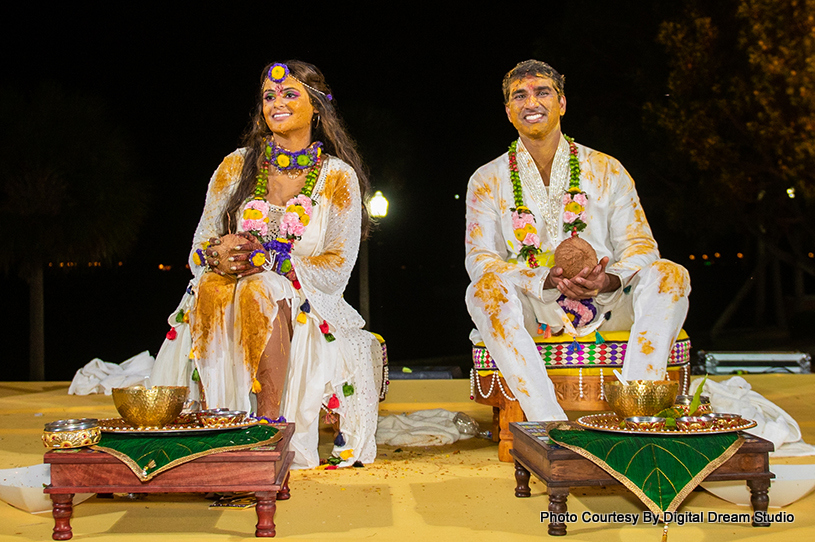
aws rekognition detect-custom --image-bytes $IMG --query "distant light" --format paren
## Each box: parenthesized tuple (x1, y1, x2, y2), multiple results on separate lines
(118, 261, 123, 266)
(702, 254, 709, 260)
(454, 194, 460, 200)
(369, 190, 389, 217)
(185, 264, 191, 269)
(737, 253, 744, 259)
(158, 264, 172, 271)
(787, 187, 796, 198)
(689, 255, 696, 260)
(810, 253, 815, 259)
(714, 252, 720, 258)
(48, 262, 53, 267)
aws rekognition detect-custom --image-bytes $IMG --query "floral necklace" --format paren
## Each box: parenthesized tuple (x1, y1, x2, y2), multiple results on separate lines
(508, 135, 587, 268)
(270, 140, 323, 179)
(240, 139, 322, 273)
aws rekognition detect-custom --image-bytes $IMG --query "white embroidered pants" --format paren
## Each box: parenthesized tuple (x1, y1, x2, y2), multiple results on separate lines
(465, 259, 690, 421)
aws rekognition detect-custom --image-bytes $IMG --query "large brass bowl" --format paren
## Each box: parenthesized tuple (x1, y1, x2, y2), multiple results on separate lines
(603, 380, 679, 418)
(112, 386, 189, 428)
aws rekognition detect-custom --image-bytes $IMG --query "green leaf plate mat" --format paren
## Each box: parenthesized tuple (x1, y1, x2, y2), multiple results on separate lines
(91, 424, 282, 481)
(547, 423, 743, 515)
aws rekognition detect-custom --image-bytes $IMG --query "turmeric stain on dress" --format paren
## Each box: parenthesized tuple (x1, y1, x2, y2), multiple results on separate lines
(305, 249, 345, 269)
(212, 153, 245, 195)
(237, 278, 272, 373)
(191, 273, 237, 357)
(472, 181, 494, 202)
(515, 377, 531, 397)
(637, 332, 655, 355)
(655, 260, 690, 303)
(467, 222, 483, 240)
(323, 170, 352, 211)
(473, 273, 509, 341)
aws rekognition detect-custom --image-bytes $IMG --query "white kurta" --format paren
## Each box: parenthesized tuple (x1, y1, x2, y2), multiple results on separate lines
(151, 149, 382, 469)
(465, 136, 690, 421)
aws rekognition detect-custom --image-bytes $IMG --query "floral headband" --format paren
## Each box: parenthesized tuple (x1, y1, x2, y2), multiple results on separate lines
(268, 63, 333, 101)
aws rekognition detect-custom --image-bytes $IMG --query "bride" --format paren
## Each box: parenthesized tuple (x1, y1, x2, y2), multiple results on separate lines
(150, 60, 382, 469)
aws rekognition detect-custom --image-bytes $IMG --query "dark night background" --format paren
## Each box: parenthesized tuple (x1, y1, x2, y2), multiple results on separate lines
(3, 3, 808, 381)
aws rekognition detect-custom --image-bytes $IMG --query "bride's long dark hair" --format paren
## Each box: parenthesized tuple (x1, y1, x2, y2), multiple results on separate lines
(220, 60, 370, 239)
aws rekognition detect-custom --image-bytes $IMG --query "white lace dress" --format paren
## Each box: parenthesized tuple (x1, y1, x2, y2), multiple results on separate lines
(150, 148, 382, 469)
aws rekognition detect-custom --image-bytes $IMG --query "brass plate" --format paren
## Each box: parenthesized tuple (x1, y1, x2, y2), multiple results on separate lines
(98, 417, 259, 435)
(575, 413, 757, 436)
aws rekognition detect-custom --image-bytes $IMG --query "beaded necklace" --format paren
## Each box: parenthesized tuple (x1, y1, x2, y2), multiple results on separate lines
(508, 135, 587, 268)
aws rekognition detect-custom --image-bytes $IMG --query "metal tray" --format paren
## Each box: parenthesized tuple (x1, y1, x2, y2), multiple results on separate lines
(575, 413, 757, 436)
(98, 417, 259, 435)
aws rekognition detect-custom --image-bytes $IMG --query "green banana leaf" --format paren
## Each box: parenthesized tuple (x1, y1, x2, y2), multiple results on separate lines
(92, 424, 282, 481)
(548, 424, 742, 515)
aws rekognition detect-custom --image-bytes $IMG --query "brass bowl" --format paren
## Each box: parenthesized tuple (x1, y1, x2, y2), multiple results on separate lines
(603, 380, 679, 418)
(112, 386, 189, 428)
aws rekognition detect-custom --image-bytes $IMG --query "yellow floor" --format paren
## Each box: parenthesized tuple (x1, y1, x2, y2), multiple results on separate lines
(1, 375, 815, 541)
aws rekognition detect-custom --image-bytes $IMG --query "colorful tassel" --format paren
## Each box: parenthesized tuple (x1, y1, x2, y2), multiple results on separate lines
(339, 449, 354, 460)
(296, 312, 308, 324)
(342, 383, 355, 397)
(595, 331, 605, 344)
(166, 327, 178, 340)
(327, 394, 340, 409)
(334, 432, 346, 446)
(252, 378, 262, 393)
(566, 338, 583, 354)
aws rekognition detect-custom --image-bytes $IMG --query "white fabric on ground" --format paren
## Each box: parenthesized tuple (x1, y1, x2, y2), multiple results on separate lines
(690, 376, 815, 457)
(67, 351, 154, 395)
(376, 409, 475, 447)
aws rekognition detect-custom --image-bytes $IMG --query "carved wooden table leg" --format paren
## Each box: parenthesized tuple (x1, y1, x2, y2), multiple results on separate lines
(276, 473, 291, 500)
(255, 491, 277, 537)
(51, 493, 73, 540)
(547, 486, 570, 536)
(514, 461, 531, 498)
(748, 478, 771, 527)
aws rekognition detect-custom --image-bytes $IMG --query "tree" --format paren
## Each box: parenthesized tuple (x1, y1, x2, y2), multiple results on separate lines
(0, 85, 147, 379)
(646, 0, 815, 336)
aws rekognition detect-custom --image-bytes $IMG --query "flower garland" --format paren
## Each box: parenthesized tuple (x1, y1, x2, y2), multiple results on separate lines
(240, 139, 336, 345)
(507, 135, 587, 268)
(562, 136, 588, 236)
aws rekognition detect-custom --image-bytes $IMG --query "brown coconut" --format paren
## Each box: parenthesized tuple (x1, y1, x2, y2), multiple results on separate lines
(554, 236, 597, 279)
(211, 233, 251, 275)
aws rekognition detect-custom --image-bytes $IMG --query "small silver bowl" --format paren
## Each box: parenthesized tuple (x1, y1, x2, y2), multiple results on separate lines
(625, 416, 666, 431)
(674, 395, 712, 415)
(676, 416, 715, 431)
(702, 412, 743, 429)
(198, 410, 246, 427)
(43, 418, 100, 448)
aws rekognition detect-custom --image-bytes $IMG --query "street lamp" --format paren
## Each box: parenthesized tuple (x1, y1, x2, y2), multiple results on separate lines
(360, 191, 389, 328)
(369, 190, 389, 217)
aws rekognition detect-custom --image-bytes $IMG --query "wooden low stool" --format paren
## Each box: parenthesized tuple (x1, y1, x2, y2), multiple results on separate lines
(469, 330, 691, 461)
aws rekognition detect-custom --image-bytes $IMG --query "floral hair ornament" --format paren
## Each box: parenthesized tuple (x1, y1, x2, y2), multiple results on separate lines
(268, 63, 290, 83)
(266, 62, 333, 101)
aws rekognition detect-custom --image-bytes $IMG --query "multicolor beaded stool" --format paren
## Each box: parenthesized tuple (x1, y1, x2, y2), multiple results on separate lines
(469, 330, 691, 462)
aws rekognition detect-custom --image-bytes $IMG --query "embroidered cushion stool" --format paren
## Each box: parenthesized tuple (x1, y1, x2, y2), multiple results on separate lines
(469, 330, 691, 462)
